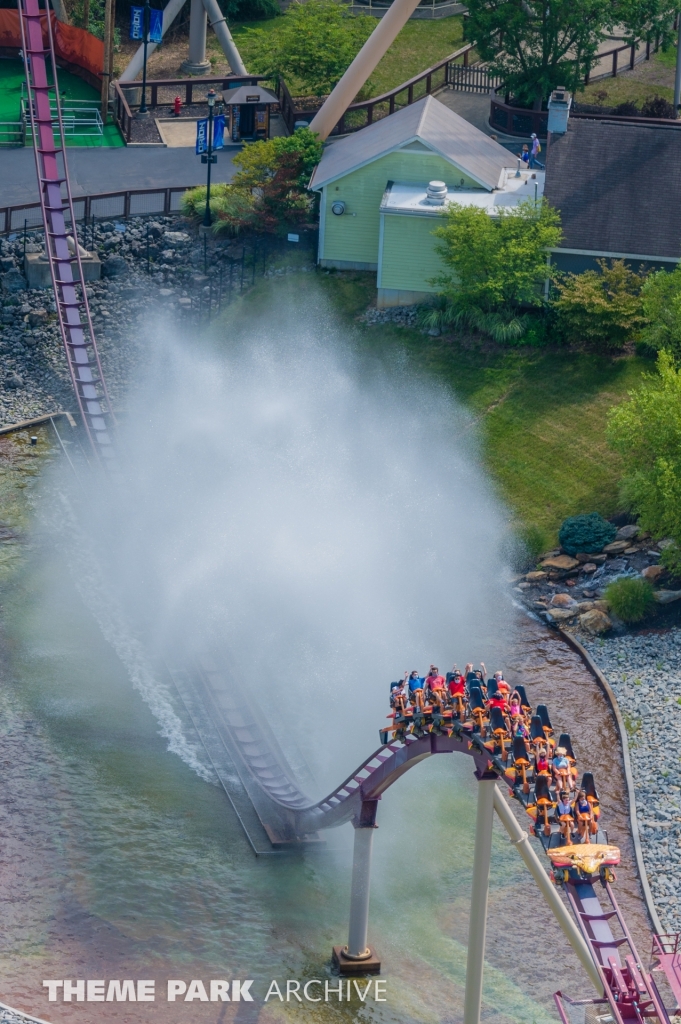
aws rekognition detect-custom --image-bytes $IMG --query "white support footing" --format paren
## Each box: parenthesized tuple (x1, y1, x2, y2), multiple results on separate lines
(348, 825, 374, 957)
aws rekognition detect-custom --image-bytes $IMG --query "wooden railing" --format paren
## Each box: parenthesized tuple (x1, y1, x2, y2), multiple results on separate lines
(275, 42, 476, 136)
(113, 74, 268, 144)
(0, 185, 193, 235)
(490, 36, 661, 136)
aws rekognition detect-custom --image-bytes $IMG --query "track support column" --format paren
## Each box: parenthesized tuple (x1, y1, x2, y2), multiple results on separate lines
(333, 799, 381, 975)
(463, 772, 496, 1024)
(181, 0, 211, 75)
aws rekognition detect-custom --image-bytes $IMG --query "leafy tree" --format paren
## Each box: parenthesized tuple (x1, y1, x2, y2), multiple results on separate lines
(181, 128, 322, 234)
(640, 264, 681, 361)
(243, 0, 374, 96)
(465, 0, 677, 107)
(433, 197, 561, 313)
(607, 350, 681, 548)
(553, 260, 646, 350)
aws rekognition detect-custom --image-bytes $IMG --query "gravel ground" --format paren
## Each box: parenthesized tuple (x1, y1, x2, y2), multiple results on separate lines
(360, 305, 419, 327)
(0, 1008, 43, 1024)
(582, 630, 681, 933)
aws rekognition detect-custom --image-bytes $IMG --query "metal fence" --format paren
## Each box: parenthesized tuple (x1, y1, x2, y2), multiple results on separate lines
(0, 186, 190, 235)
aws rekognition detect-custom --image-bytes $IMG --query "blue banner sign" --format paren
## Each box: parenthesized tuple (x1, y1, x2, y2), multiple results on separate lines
(213, 114, 225, 151)
(130, 6, 144, 39)
(130, 6, 163, 41)
(196, 118, 208, 154)
(149, 8, 163, 42)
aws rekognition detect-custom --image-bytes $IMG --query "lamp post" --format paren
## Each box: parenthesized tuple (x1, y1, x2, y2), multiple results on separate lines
(202, 88, 217, 227)
(137, 0, 151, 118)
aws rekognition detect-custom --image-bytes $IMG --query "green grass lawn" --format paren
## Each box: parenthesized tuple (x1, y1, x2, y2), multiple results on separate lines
(0, 57, 123, 147)
(226, 265, 648, 542)
(229, 14, 464, 98)
(577, 49, 675, 107)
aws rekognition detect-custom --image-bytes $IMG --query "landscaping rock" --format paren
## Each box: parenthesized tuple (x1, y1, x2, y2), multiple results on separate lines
(616, 524, 640, 541)
(579, 609, 612, 633)
(654, 590, 681, 605)
(658, 539, 675, 550)
(102, 255, 128, 278)
(602, 540, 630, 555)
(582, 563, 598, 573)
(525, 570, 547, 583)
(2, 268, 26, 294)
(27, 308, 47, 326)
(548, 607, 578, 621)
(541, 554, 580, 571)
(551, 593, 575, 607)
(642, 565, 665, 582)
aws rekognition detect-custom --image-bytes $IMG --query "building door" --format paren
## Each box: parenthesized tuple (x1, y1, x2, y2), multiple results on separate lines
(239, 104, 255, 138)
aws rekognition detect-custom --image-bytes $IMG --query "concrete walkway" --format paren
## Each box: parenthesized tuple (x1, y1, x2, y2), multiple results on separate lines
(2, 146, 239, 208)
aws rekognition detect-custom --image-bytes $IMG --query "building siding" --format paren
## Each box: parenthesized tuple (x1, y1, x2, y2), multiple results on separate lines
(379, 213, 444, 293)
(320, 151, 480, 266)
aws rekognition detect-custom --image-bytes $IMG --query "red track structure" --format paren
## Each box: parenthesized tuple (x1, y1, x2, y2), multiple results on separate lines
(17, 0, 115, 460)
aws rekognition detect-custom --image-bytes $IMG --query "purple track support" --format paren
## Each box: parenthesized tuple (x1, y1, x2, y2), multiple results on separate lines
(18, 0, 115, 461)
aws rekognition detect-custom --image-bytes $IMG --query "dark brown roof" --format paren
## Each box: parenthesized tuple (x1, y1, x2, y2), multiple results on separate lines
(544, 118, 681, 258)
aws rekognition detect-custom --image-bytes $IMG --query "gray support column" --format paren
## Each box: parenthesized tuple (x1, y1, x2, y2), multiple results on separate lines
(492, 785, 602, 993)
(181, 0, 211, 75)
(463, 776, 495, 1024)
(200, 0, 247, 75)
(347, 825, 375, 957)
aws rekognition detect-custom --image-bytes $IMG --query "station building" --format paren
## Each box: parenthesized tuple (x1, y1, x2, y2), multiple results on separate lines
(309, 95, 542, 307)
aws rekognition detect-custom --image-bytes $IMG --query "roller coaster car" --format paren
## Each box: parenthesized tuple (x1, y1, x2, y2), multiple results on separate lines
(534, 774, 555, 836)
(530, 715, 546, 750)
(536, 704, 555, 748)
(489, 706, 509, 758)
(487, 678, 499, 698)
(468, 687, 488, 731)
(581, 771, 601, 824)
(514, 684, 531, 713)
(511, 734, 532, 793)
(547, 843, 620, 879)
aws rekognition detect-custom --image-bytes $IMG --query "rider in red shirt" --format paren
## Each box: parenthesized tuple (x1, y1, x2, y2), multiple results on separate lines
(425, 667, 446, 708)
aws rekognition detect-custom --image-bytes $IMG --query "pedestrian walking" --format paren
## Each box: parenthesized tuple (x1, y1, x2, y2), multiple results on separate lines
(529, 133, 545, 170)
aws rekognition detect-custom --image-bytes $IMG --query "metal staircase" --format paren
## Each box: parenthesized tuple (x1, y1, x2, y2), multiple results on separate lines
(17, 0, 115, 460)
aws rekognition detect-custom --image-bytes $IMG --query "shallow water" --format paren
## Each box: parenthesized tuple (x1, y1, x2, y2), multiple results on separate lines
(0, 548, 650, 1024)
(0, 295, 652, 1024)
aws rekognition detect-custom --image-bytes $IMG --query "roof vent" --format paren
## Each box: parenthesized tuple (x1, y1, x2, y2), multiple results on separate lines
(426, 180, 447, 205)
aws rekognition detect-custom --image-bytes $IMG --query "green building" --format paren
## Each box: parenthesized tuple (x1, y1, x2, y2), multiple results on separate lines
(309, 96, 543, 307)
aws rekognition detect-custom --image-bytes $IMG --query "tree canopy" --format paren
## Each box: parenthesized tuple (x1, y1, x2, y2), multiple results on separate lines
(244, 0, 374, 96)
(465, 0, 677, 106)
(433, 198, 562, 312)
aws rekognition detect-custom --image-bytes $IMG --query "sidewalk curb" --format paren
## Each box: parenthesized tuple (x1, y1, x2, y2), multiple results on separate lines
(558, 627, 664, 937)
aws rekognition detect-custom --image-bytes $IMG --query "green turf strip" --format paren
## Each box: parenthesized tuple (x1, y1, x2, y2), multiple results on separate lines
(0, 56, 123, 147)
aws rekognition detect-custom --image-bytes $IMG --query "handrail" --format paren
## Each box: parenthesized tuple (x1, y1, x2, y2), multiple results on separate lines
(0, 184, 194, 234)
(112, 73, 268, 143)
(276, 42, 476, 135)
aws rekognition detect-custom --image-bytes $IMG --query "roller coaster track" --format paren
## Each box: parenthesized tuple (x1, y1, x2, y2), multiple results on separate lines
(18, 0, 115, 462)
(174, 654, 680, 1024)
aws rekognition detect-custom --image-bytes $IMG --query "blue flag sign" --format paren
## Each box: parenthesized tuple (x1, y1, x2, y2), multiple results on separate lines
(196, 118, 208, 154)
(130, 6, 163, 41)
(213, 114, 225, 151)
(196, 115, 226, 154)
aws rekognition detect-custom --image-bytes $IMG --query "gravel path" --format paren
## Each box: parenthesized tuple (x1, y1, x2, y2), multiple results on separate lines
(581, 631, 681, 934)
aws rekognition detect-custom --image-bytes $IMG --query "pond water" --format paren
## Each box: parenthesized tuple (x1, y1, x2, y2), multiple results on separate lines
(0, 295, 652, 1024)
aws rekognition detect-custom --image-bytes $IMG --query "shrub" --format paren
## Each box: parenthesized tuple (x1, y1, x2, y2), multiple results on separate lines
(607, 350, 681, 547)
(433, 198, 562, 316)
(660, 543, 681, 578)
(243, 0, 374, 96)
(641, 96, 676, 119)
(181, 128, 322, 235)
(180, 184, 257, 235)
(640, 264, 681, 361)
(613, 101, 639, 116)
(553, 259, 647, 349)
(558, 512, 616, 555)
(604, 577, 655, 622)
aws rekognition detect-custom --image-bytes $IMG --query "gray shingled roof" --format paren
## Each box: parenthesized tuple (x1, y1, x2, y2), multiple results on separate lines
(545, 118, 681, 258)
(309, 95, 511, 191)
(223, 85, 279, 105)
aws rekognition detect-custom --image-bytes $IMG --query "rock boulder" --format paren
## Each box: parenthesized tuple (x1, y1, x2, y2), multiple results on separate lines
(579, 609, 612, 633)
